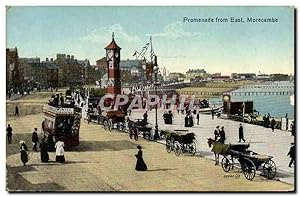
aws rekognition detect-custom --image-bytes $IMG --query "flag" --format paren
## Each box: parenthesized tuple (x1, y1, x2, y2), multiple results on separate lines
(145, 42, 150, 46)
(133, 51, 137, 56)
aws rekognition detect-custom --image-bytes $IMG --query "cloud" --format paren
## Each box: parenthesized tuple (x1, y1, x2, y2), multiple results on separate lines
(81, 24, 142, 44)
(147, 21, 203, 39)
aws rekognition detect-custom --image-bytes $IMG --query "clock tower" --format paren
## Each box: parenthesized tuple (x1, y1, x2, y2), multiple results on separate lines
(105, 32, 121, 95)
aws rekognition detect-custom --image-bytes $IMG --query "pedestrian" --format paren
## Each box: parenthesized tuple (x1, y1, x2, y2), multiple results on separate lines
(211, 108, 214, 120)
(60, 94, 64, 107)
(15, 105, 19, 116)
(238, 123, 246, 142)
(263, 114, 267, 127)
(135, 145, 147, 171)
(32, 128, 39, 151)
(6, 124, 13, 144)
(39, 139, 49, 163)
(168, 110, 173, 124)
(214, 126, 220, 141)
(196, 112, 200, 125)
(218, 126, 226, 144)
(143, 111, 148, 123)
(291, 122, 295, 136)
(287, 143, 295, 167)
(163, 111, 168, 124)
(55, 138, 65, 163)
(188, 114, 194, 127)
(184, 115, 189, 127)
(270, 118, 276, 132)
(19, 140, 29, 166)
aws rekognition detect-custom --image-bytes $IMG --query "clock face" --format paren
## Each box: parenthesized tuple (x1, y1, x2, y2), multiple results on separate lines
(223, 95, 230, 102)
(107, 50, 114, 60)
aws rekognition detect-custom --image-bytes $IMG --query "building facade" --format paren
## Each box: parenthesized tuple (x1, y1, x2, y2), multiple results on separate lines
(6, 48, 21, 87)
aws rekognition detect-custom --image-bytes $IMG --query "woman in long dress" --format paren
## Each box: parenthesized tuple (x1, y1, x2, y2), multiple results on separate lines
(135, 145, 147, 171)
(55, 139, 65, 163)
(39, 139, 49, 162)
(19, 140, 28, 166)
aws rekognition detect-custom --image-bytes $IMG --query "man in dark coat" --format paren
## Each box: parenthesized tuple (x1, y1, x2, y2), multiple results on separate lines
(143, 111, 148, 123)
(15, 105, 19, 116)
(263, 115, 267, 127)
(6, 124, 13, 144)
(188, 115, 194, 127)
(291, 122, 295, 136)
(211, 108, 214, 120)
(270, 118, 276, 132)
(163, 111, 168, 124)
(185, 115, 189, 127)
(214, 126, 220, 141)
(135, 145, 147, 171)
(218, 126, 226, 144)
(196, 112, 200, 125)
(32, 128, 39, 152)
(287, 143, 295, 167)
(238, 123, 246, 142)
(168, 111, 173, 124)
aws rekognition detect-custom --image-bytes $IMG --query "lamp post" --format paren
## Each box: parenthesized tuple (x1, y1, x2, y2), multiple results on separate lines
(153, 56, 160, 140)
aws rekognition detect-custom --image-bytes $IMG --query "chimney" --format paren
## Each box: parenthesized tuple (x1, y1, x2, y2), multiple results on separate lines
(71, 55, 74, 59)
(46, 58, 49, 62)
(67, 55, 70, 59)
(50, 58, 53, 62)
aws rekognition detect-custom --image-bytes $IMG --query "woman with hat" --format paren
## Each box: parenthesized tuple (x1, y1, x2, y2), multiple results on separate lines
(55, 137, 65, 163)
(135, 145, 147, 171)
(19, 140, 29, 166)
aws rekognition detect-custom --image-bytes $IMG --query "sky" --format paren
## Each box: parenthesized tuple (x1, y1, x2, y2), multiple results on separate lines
(6, 6, 294, 75)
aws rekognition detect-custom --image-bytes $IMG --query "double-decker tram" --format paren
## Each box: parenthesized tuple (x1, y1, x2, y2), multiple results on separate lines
(42, 100, 82, 149)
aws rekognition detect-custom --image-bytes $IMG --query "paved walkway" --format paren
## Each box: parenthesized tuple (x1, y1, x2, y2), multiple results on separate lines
(6, 114, 293, 192)
(128, 109, 295, 185)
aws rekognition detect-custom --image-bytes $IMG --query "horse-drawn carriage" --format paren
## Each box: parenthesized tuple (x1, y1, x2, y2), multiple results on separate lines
(101, 110, 126, 131)
(207, 138, 276, 181)
(165, 130, 196, 156)
(127, 118, 153, 140)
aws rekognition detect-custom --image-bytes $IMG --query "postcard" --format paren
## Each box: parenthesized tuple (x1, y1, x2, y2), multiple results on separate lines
(6, 6, 295, 192)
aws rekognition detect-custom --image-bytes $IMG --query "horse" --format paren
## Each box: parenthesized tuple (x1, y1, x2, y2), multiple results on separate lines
(207, 138, 250, 166)
(207, 138, 230, 165)
(207, 138, 220, 165)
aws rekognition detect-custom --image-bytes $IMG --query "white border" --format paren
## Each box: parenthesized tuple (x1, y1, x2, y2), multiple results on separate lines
(1, 0, 298, 196)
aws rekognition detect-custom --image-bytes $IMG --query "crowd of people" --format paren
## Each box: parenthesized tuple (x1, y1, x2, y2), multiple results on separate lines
(6, 124, 66, 166)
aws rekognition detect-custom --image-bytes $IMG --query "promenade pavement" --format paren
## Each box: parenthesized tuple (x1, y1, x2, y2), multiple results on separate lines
(6, 114, 293, 192)
(129, 109, 295, 185)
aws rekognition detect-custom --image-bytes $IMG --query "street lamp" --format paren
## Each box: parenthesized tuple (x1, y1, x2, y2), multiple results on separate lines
(153, 56, 160, 140)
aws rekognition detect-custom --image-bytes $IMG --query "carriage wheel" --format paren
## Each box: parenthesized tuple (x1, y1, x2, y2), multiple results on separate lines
(189, 142, 196, 155)
(263, 159, 276, 179)
(103, 120, 109, 131)
(221, 156, 232, 172)
(174, 142, 182, 156)
(166, 140, 172, 153)
(241, 158, 256, 180)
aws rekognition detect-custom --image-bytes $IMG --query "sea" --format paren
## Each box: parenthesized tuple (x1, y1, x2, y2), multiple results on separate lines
(209, 81, 295, 119)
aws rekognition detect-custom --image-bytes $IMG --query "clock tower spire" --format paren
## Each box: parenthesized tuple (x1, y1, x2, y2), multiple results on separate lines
(105, 32, 121, 95)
